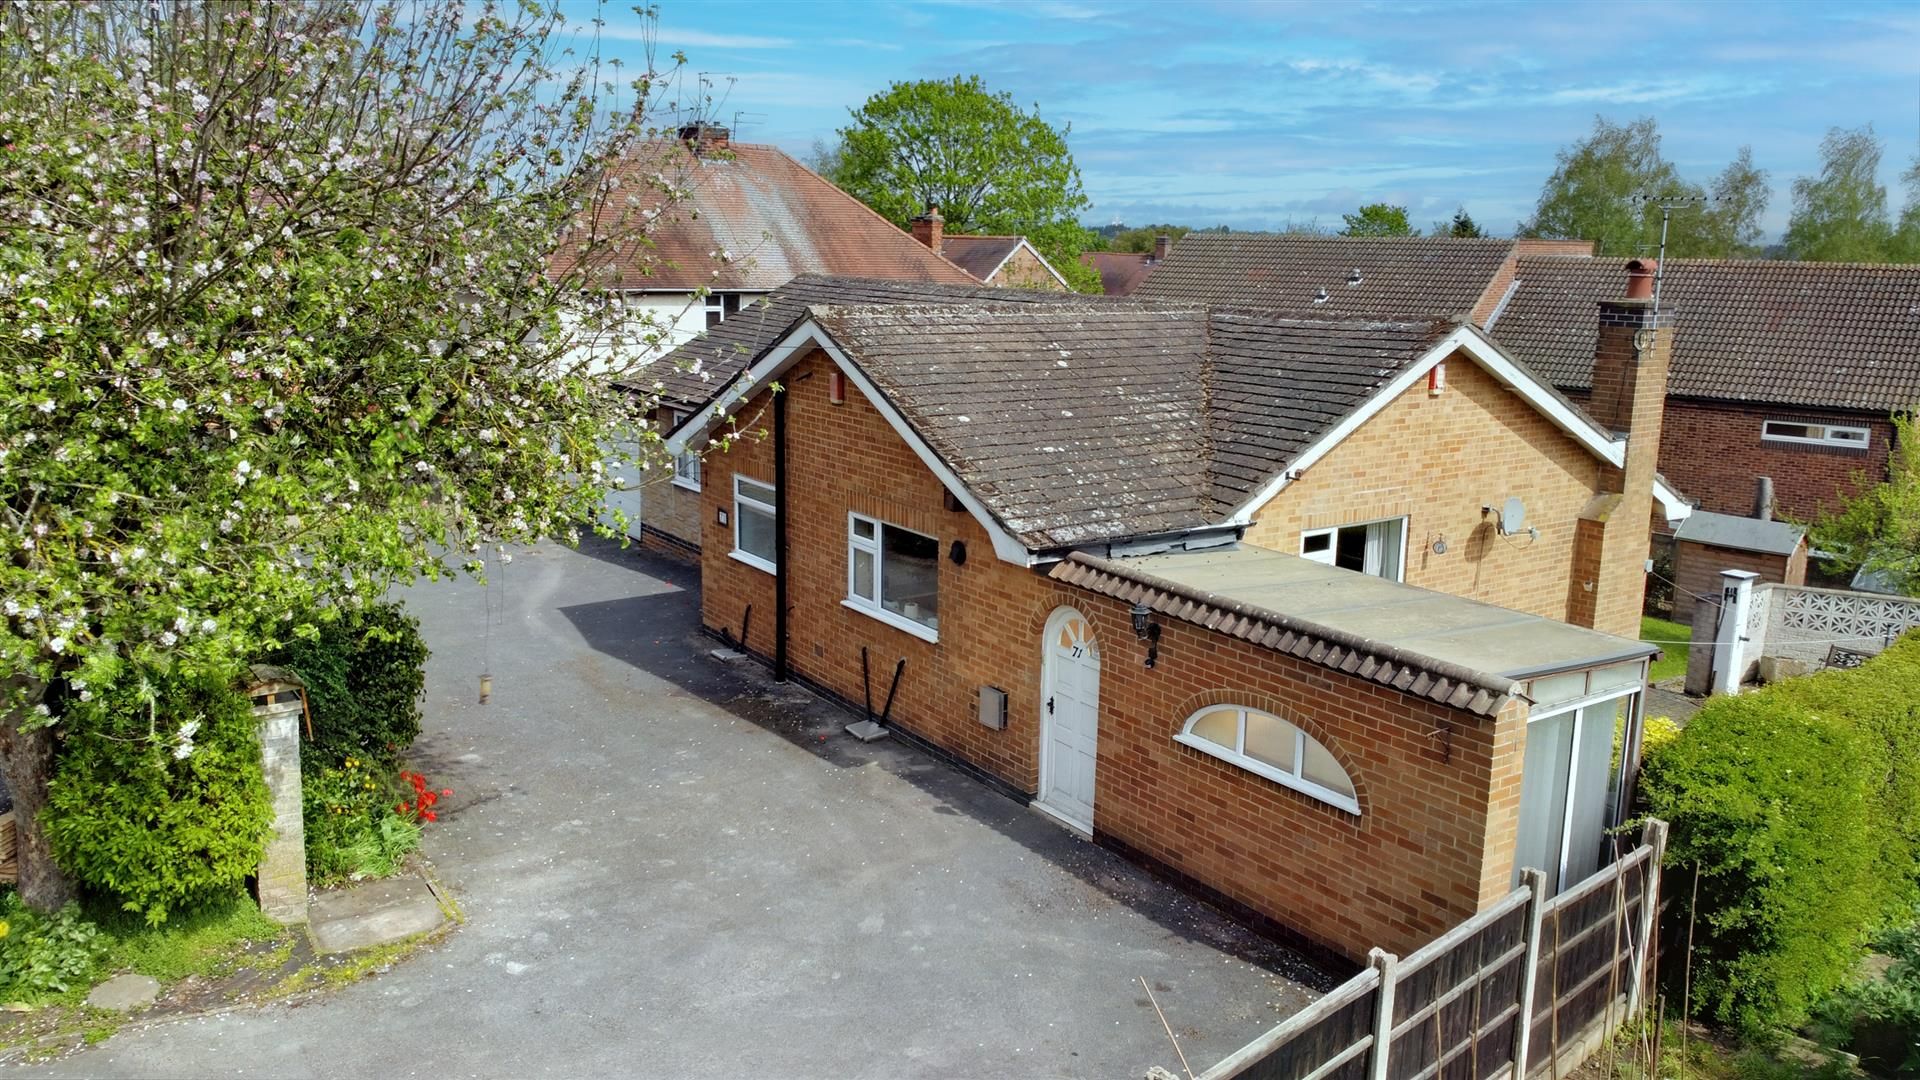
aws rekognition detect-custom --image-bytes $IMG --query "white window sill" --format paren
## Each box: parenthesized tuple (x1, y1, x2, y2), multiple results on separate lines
(670, 477, 702, 493)
(1760, 435, 1867, 450)
(841, 598, 939, 643)
(1173, 733, 1361, 815)
(729, 549, 777, 576)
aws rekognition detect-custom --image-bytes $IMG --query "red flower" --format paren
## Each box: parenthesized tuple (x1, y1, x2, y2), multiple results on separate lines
(440, 788, 453, 797)
(421, 810, 438, 823)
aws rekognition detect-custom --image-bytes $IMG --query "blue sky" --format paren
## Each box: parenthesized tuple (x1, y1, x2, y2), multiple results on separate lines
(585, 0, 1920, 240)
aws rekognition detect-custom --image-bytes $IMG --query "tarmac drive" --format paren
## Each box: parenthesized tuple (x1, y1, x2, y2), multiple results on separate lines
(28, 538, 1328, 1079)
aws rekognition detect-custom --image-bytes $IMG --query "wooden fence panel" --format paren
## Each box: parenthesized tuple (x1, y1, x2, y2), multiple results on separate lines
(1184, 824, 1664, 1080)
(1199, 970, 1380, 1080)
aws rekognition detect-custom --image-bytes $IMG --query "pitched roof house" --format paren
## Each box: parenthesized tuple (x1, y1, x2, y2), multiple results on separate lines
(1491, 256, 1920, 525)
(901, 206, 1071, 291)
(659, 265, 1679, 959)
(1081, 234, 1176, 296)
(1134, 233, 1592, 322)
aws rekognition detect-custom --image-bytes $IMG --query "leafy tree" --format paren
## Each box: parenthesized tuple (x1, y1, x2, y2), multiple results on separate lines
(1522, 116, 1767, 258)
(0, 1, 689, 909)
(1890, 156, 1920, 264)
(1433, 207, 1485, 238)
(1784, 126, 1895, 262)
(824, 76, 1100, 291)
(1811, 414, 1920, 593)
(1340, 203, 1415, 237)
(1108, 225, 1194, 254)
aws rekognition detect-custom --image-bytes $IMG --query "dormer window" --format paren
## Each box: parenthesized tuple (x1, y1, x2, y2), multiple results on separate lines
(704, 291, 743, 329)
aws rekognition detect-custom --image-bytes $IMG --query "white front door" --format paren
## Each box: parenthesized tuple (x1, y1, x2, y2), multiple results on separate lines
(1038, 608, 1101, 834)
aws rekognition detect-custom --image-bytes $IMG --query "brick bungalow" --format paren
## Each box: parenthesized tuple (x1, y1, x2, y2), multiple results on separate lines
(664, 265, 1683, 960)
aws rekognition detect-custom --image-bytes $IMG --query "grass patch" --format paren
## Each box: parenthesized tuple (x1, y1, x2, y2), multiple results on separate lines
(1642, 615, 1691, 683)
(1596, 1016, 1855, 1080)
(91, 892, 284, 982)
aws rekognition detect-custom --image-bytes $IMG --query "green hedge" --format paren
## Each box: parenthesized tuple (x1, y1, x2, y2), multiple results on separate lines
(269, 601, 428, 770)
(1642, 631, 1920, 1035)
(45, 670, 273, 926)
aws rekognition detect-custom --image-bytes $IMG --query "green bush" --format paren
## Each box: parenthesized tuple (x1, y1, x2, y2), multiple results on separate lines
(270, 601, 429, 769)
(1642, 632, 1920, 1035)
(0, 892, 106, 1000)
(44, 670, 274, 926)
(302, 759, 421, 885)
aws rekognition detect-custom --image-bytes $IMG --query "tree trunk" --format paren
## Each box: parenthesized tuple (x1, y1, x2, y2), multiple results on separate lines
(0, 680, 75, 913)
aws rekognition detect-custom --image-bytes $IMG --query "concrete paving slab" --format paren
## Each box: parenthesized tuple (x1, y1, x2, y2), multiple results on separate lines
(83, 975, 159, 1013)
(308, 874, 445, 954)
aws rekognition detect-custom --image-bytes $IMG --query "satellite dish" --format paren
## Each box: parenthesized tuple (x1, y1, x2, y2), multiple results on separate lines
(1500, 497, 1527, 536)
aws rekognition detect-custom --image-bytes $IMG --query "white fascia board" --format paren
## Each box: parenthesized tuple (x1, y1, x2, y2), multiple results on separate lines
(665, 320, 1038, 567)
(1653, 479, 1693, 525)
(1225, 325, 1634, 525)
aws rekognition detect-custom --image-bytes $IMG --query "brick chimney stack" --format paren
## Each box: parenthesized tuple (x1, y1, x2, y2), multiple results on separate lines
(1152, 234, 1172, 262)
(910, 204, 944, 251)
(1568, 258, 1674, 637)
(678, 123, 730, 155)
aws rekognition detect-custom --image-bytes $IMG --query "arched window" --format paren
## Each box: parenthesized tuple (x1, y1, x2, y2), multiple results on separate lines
(1176, 706, 1360, 814)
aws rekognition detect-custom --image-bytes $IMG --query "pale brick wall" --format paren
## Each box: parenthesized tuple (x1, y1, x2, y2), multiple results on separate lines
(699, 347, 1524, 960)
(1243, 350, 1610, 624)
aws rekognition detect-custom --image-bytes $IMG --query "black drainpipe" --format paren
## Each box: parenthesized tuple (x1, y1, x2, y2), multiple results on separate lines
(773, 385, 789, 682)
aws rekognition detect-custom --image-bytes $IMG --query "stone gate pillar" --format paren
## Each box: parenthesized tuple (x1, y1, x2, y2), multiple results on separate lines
(244, 664, 308, 925)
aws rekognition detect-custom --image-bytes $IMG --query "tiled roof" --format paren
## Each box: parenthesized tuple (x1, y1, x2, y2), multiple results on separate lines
(711, 301, 1446, 549)
(1206, 313, 1452, 511)
(639, 275, 1130, 407)
(552, 142, 978, 292)
(939, 235, 1026, 282)
(810, 303, 1215, 547)
(1080, 251, 1156, 296)
(1493, 257, 1920, 411)
(1136, 233, 1517, 317)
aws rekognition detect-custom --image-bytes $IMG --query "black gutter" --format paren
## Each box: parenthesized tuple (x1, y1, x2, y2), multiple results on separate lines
(773, 384, 789, 682)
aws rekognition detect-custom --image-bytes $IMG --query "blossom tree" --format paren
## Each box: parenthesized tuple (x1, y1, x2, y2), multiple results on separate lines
(0, 0, 700, 909)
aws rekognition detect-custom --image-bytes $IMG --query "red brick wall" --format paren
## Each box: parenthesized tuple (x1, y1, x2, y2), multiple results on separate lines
(992, 245, 1069, 291)
(1244, 351, 1611, 624)
(699, 348, 1526, 960)
(1670, 539, 1807, 623)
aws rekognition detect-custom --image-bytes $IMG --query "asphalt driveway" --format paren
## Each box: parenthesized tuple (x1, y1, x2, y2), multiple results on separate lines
(31, 538, 1328, 1079)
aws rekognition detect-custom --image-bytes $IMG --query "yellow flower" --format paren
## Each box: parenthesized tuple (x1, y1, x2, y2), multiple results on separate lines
(0, 920, 10, 939)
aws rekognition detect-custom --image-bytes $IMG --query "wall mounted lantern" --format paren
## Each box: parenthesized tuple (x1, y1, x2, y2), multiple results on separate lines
(1130, 602, 1161, 669)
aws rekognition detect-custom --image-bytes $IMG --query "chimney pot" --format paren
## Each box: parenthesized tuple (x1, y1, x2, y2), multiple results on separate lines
(678, 123, 731, 154)
(1152, 234, 1171, 262)
(910, 204, 944, 252)
(1624, 258, 1656, 300)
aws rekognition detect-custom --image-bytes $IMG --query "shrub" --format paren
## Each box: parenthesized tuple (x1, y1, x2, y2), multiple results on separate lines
(0, 892, 106, 1000)
(270, 601, 429, 769)
(302, 758, 422, 884)
(45, 670, 273, 926)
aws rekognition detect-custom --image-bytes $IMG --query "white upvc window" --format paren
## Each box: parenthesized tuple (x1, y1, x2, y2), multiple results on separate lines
(844, 512, 940, 641)
(730, 477, 777, 574)
(665, 410, 702, 491)
(704, 290, 742, 329)
(1175, 705, 1360, 815)
(1301, 516, 1408, 581)
(1761, 419, 1870, 449)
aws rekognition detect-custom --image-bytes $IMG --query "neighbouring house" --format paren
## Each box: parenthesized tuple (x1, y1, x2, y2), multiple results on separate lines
(1134, 233, 1594, 323)
(578, 125, 982, 531)
(1081, 234, 1175, 296)
(1489, 256, 1920, 530)
(903, 207, 1071, 291)
(662, 264, 1682, 960)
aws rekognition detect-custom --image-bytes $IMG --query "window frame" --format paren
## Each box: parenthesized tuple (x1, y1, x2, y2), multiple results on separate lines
(1760, 419, 1870, 449)
(843, 511, 940, 643)
(1300, 516, 1409, 582)
(730, 475, 777, 575)
(665, 411, 702, 492)
(1174, 705, 1360, 815)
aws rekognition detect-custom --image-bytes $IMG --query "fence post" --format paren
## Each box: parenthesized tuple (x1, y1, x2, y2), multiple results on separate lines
(1514, 869, 1547, 1080)
(1628, 819, 1669, 1013)
(1368, 948, 1398, 1080)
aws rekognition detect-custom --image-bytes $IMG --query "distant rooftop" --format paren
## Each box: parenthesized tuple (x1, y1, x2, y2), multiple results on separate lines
(1052, 546, 1655, 717)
